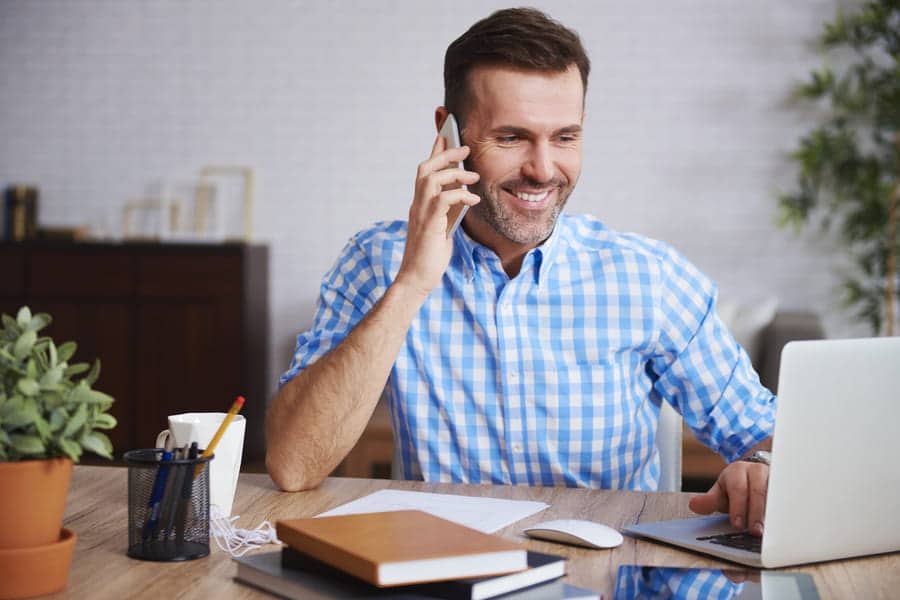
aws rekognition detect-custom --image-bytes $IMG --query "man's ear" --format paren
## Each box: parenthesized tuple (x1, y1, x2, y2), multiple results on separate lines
(435, 107, 450, 133)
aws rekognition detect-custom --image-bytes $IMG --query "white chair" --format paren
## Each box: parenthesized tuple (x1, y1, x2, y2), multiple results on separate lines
(392, 401, 683, 492)
(656, 401, 683, 492)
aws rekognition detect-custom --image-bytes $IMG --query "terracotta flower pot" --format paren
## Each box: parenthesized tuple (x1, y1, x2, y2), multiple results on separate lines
(0, 458, 73, 549)
(0, 528, 77, 599)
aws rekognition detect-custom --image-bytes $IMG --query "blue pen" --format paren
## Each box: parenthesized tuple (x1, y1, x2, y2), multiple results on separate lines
(142, 439, 174, 541)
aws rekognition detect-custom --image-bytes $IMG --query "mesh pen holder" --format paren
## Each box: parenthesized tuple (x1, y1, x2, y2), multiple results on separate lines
(124, 448, 213, 561)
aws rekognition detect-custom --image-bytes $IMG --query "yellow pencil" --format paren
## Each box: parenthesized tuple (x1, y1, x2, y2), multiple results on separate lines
(195, 396, 245, 478)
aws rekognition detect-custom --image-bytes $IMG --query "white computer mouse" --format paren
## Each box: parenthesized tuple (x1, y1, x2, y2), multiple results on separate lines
(523, 518, 624, 549)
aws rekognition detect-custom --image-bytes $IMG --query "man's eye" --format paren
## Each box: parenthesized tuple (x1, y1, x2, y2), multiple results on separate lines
(497, 136, 519, 144)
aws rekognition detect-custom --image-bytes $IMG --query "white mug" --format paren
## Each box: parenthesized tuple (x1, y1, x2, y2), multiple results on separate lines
(156, 412, 245, 516)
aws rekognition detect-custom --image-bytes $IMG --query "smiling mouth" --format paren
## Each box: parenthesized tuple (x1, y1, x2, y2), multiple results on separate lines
(515, 190, 551, 203)
(504, 187, 556, 205)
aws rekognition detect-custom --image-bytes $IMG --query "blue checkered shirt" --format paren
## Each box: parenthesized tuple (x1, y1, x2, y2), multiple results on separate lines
(615, 566, 748, 599)
(281, 214, 776, 490)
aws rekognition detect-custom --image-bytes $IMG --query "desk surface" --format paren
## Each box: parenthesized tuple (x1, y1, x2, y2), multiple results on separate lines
(55, 466, 898, 599)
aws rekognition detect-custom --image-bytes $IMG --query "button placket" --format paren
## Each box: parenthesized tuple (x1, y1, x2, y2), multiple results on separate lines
(496, 284, 527, 481)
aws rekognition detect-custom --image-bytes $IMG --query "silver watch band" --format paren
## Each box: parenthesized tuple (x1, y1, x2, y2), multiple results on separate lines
(742, 450, 772, 466)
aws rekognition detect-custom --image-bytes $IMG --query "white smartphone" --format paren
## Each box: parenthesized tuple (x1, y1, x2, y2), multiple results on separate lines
(438, 113, 469, 236)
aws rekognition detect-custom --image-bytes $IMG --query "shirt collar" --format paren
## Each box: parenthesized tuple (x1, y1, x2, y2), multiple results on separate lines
(452, 217, 564, 287)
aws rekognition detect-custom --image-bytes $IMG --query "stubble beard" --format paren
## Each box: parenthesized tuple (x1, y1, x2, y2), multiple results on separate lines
(468, 178, 573, 245)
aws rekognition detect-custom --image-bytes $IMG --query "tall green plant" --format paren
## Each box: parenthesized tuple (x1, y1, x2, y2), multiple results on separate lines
(778, 0, 899, 335)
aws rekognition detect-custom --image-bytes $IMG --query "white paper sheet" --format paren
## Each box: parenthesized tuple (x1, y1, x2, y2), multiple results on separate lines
(316, 489, 549, 533)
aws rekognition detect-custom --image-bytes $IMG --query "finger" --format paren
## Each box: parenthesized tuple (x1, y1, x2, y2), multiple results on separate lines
(428, 167, 481, 190)
(725, 466, 750, 531)
(430, 134, 445, 157)
(417, 145, 472, 180)
(413, 170, 480, 222)
(746, 464, 768, 537)
(421, 189, 481, 222)
(688, 479, 728, 515)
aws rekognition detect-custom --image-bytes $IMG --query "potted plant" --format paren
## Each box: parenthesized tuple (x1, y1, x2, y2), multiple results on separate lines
(0, 306, 117, 599)
(778, 0, 899, 336)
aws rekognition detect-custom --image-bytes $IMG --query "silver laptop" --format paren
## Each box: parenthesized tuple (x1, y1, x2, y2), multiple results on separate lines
(624, 337, 900, 568)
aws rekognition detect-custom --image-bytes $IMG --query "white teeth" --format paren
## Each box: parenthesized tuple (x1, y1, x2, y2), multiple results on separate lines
(515, 191, 549, 203)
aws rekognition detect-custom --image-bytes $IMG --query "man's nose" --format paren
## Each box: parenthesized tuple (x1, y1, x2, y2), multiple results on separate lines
(522, 141, 554, 183)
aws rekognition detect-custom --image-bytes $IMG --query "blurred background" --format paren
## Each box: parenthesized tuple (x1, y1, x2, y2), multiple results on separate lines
(0, 1, 874, 469)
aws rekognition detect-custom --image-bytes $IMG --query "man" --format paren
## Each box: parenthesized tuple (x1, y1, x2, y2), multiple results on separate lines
(267, 8, 773, 537)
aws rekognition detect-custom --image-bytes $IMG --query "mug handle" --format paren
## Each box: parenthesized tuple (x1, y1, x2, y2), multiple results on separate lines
(155, 429, 172, 449)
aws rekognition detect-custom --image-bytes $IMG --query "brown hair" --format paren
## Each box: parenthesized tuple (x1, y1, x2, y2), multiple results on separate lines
(443, 7, 590, 124)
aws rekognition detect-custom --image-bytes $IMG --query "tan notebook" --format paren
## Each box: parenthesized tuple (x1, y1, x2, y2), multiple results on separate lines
(275, 510, 528, 587)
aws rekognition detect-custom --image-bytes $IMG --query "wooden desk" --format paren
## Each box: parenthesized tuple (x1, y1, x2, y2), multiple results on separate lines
(55, 466, 898, 599)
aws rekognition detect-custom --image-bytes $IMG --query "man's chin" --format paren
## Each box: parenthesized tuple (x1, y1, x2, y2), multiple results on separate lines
(493, 214, 558, 246)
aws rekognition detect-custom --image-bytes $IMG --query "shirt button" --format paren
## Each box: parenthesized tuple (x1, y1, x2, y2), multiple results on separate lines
(511, 443, 523, 453)
(508, 371, 519, 382)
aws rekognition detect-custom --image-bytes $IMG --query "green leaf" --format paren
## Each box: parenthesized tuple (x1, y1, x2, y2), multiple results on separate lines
(0, 396, 18, 419)
(39, 384, 66, 396)
(49, 407, 68, 432)
(80, 431, 113, 459)
(57, 341, 77, 364)
(84, 359, 101, 386)
(33, 415, 51, 440)
(27, 312, 51, 332)
(17, 378, 40, 397)
(16, 306, 32, 329)
(3, 403, 37, 428)
(10, 434, 45, 455)
(0, 346, 18, 363)
(2, 313, 19, 335)
(39, 366, 64, 387)
(85, 389, 114, 407)
(57, 437, 82, 462)
(48, 340, 58, 368)
(13, 329, 36, 360)
(63, 403, 88, 438)
(33, 343, 49, 370)
(91, 413, 117, 430)
(64, 362, 90, 377)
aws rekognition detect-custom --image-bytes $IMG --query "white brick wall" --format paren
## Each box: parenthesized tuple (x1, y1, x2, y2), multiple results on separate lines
(0, 0, 867, 402)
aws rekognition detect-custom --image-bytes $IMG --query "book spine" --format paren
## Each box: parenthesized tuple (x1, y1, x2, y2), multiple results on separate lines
(3, 186, 38, 241)
(276, 525, 380, 586)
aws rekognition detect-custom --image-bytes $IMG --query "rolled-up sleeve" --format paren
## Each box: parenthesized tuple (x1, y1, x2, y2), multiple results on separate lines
(649, 246, 776, 463)
(279, 238, 379, 387)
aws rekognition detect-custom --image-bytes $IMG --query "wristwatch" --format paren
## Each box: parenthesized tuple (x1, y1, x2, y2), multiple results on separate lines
(742, 450, 772, 466)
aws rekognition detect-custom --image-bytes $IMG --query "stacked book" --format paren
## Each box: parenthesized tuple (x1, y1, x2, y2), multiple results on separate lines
(233, 509, 598, 599)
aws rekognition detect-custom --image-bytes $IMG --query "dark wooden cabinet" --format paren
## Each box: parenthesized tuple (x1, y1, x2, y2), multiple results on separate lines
(0, 242, 269, 462)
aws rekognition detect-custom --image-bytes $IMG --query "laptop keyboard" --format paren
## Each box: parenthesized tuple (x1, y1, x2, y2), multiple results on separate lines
(696, 532, 762, 553)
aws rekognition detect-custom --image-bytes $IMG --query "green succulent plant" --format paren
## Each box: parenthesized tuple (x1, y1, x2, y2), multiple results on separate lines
(0, 306, 117, 461)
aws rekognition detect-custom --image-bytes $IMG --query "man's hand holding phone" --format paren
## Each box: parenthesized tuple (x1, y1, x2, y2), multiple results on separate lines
(396, 116, 480, 299)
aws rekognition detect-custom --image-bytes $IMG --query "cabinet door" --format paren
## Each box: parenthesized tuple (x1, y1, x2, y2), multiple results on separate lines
(21, 249, 135, 457)
(134, 253, 243, 449)
(28, 300, 134, 455)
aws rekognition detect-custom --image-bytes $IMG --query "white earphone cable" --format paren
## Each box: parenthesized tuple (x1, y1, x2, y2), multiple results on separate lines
(209, 505, 280, 557)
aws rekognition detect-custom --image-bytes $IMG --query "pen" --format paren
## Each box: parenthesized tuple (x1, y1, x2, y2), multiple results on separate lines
(161, 444, 191, 538)
(194, 395, 245, 478)
(142, 436, 174, 541)
(174, 442, 199, 545)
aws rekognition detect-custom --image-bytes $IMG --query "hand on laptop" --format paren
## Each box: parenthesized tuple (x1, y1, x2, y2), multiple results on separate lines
(688, 460, 768, 537)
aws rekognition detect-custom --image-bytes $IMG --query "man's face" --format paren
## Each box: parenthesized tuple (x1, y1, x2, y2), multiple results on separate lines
(460, 64, 584, 250)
